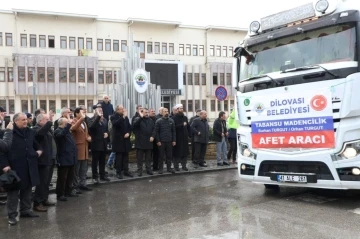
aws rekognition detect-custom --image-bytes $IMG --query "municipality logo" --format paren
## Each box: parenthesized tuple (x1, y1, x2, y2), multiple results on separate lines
(135, 74, 146, 87)
(254, 103, 265, 113)
(244, 98, 250, 106)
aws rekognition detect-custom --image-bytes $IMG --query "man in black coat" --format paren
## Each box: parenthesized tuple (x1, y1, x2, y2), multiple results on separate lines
(133, 108, 155, 176)
(33, 114, 56, 212)
(1, 113, 43, 226)
(213, 111, 229, 166)
(172, 104, 190, 171)
(190, 110, 210, 168)
(54, 117, 77, 201)
(100, 95, 114, 121)
(111, 105, 133, 179)
(88, 106, 110, 183)
(189, 109, 201, 163)
(155, 108, 176, 174)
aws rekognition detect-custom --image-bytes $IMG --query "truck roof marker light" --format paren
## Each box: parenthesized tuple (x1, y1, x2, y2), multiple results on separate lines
(250, 21, 260, 33)
(315, 0, 329, 13)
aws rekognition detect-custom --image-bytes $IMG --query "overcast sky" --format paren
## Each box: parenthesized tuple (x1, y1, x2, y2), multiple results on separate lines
(1, 0, 312, 28)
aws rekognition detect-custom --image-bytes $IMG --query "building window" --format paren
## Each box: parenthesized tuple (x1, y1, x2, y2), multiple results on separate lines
(38, 67, 45, 82)
(230, 100, 235, 109)
(213, 73, 218, 84)
(199, 45, 204, 56)
(78, 100, 85, 108)
(60, 36, 67, 49)
(186, 44, 191, 56)
(0, 100, 6, 112)
(21, 34, 27, 47)
(69, 37, 76, 49)
(211, 100, 216, 112)
(210, 45, 214, 56)
(223, 46, 227, 57)
(226, 73, 232, 85)
(106, 71, 112, 84)
(60, 68, 67, 82)
(224, 100, 229, 111)
(97, 39, 103, 51)
(87, 68, 94, 83)
(169, 43, 174, 55)
(194, 73, 199, 85)
(188, 100, 193, 112)
(187, 73, 193, 85)
(0, 33, 2, 46)
(39, 35, 46, 48)
(70, 100, 76, 110)
(105, 39, 111, 51)
(61, 100, 68, 108)
(86, 38, 92, 50)
(121, 40, 127, 52)
(201, 73, 206, 85)
(40, 100, 47, 112)
(195, 100, 200, 112)
(78, 37, 84, 50)
(8, 67, 13, 82)
(48, 36, 55, 48)
(0, 68, 4, 82)
(193, 45, 198, 56)
(161, 43, 167, 54)
(30, 34, 36, 47)
(220, 73, 225, 85)
(154, 42, 160, 54)
(6, 33, 12, 46)
(134, 41, 145, 54)
(28, 67, 35, 82)
(18, 67, 25, 81)
(21, 100, 28, 113)
(183, 73, 186, 85)
(49, 100, 56, 112)
(98, 70, 104, 84)
(147, 42, 153, 53)
(8, 99, 14, 114)
(113, 40, 119, 51)
(48, 67, 55, 82)
(228, 46, 233, 57)
(216, 46, 221, 57)
(202, 100, 207, 111)
(78, 68, 85, 82)
(179, 44, 184, 55)
(87, 100, 93, 113)
(180, 100, 187, 112)
(69, 68, 76, 82)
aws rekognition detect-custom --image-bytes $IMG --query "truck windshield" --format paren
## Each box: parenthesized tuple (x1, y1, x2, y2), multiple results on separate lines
(240, 23, 356, 81)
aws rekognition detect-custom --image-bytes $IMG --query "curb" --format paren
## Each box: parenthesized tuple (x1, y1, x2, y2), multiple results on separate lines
(48, 166, 237, 193)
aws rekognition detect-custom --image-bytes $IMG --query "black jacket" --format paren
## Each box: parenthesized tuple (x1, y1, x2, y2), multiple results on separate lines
(155, 117, 176, 143)
(189, 115, 199, 136)
(88, 116, 108, 152)
(133, 116, 155, 150)
(0, 129, 12, 153)
(33, 121, 55, 166)
(172, 114, 190, 158)
(0, 125, 42, 190)
(111, 113, 132, 153)
(54, 124, 77, 166)
(191, 118, 210, 144)
(213, 118, 228, 142)
(101, 102, 114, 121)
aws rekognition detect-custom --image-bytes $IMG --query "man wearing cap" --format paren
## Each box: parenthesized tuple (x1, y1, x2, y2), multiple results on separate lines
(172, 104, 190, 171)
(189, 109, 201, 163)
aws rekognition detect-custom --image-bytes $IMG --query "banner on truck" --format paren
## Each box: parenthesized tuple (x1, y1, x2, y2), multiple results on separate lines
(250, 89, 335, 148)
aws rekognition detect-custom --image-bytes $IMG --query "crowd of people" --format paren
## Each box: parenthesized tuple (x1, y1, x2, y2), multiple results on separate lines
(0, 95, 239, 226)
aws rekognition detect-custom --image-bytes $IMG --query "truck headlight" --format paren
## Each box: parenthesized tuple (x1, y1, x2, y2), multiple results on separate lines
(240, 143, 257, 159)
(315, 0, 329, 13)
(337, 140, 360, 160)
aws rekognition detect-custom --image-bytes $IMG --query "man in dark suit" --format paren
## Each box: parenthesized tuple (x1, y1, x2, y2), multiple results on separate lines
(111, 105, 133, 179)
(88, 104, 110, 183)
(0, 113, 43, 226)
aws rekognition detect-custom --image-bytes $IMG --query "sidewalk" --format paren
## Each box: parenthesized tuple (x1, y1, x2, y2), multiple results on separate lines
(48, 159, 237, 191)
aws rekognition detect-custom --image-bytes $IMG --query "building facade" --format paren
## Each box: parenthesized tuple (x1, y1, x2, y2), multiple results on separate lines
(0, 9, 247, 119)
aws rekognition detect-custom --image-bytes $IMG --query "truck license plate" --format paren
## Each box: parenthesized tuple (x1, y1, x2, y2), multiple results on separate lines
(277, 175, 307, 183)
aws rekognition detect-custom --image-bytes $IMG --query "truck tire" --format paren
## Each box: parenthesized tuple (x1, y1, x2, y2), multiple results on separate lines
(264, 184, 280, 190)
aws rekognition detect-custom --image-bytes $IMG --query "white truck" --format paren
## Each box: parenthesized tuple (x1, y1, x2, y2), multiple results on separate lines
(233, 0, 360, 189)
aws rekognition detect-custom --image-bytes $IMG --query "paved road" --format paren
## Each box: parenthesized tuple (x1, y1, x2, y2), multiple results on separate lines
(1, 170, 360, 239)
